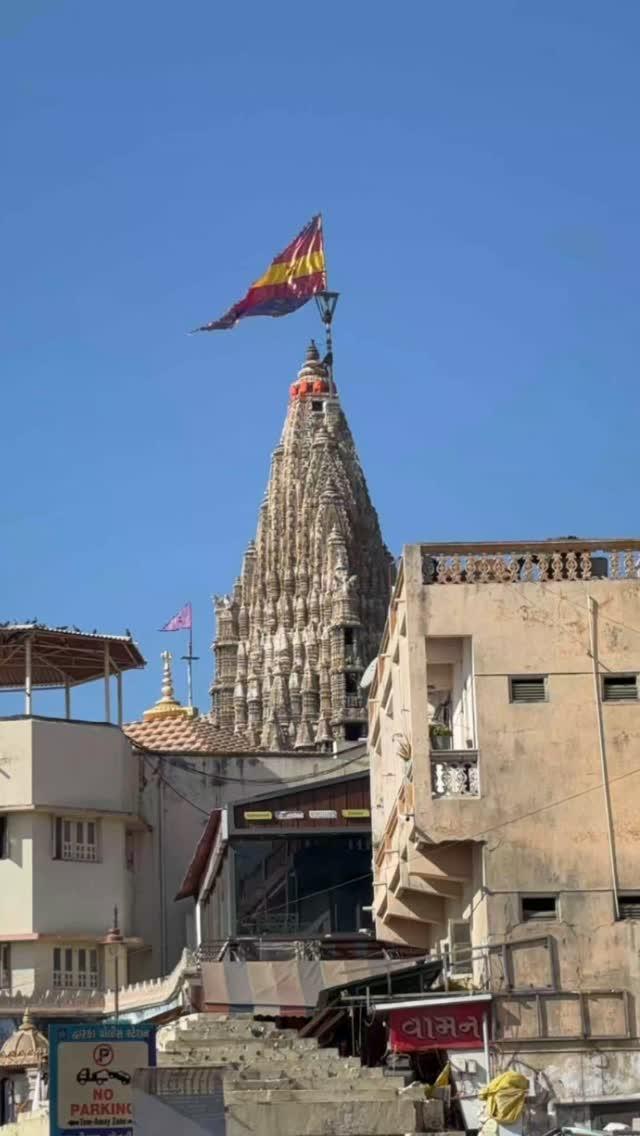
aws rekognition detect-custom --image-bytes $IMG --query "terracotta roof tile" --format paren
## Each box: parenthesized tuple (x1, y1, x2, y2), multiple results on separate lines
(124, 712, 308, 756)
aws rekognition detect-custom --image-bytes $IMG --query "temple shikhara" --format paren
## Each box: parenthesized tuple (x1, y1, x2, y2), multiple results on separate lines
(211, 340, 391, 750)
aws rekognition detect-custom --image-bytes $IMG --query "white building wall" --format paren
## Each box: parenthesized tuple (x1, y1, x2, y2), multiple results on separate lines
(0, 813, 34, 935)
(31, 719, 137, 814)
(0, 720, 33, 809)
(0, 716, 148, 997)
(31, 813, 130, 937)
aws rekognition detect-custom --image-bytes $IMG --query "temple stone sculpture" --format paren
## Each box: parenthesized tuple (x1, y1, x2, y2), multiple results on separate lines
(211, 341, 392, 750)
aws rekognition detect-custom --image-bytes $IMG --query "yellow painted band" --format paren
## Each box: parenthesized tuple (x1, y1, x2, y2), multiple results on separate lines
(254, 249, 325, 288)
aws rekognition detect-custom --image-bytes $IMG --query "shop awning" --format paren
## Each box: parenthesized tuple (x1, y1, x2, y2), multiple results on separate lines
(201, 958, 427, 1017)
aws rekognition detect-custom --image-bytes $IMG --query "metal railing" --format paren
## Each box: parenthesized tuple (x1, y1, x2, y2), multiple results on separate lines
(196, 937, 424, 963)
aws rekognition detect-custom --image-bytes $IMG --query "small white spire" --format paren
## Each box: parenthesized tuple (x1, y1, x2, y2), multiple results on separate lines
(160, 650, 175, 703)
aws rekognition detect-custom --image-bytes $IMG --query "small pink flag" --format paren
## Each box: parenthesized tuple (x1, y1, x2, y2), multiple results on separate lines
(160, 602, 192, 632)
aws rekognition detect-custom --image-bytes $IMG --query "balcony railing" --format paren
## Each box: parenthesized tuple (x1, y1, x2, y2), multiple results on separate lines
(421, 539, 640, 585)
(0, 949, 197, 1017)
(196, 937, 423, 963)
(431, 751, 479, 798)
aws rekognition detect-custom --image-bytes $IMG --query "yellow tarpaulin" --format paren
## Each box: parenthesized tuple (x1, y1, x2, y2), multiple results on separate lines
(479, 1071, 529, 1123)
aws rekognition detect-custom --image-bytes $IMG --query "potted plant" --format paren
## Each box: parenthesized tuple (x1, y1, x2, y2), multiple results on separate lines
(430, 722, 453, 752)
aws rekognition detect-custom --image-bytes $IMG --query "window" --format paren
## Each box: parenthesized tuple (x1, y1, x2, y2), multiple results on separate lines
(0, 817, 7, 859)
(617, 894, 640, 920)
(53, 947, 98, 989)
(0, 945, 9, 990)
(53, 818, 99, 862)
(602, 675, 638, 702)
(345, 673, 359, 695)
(448, 919, 472, 975)
(521, 895, 558, 921)
(509, 676, 547, 703)
(344, 723, 362, 741)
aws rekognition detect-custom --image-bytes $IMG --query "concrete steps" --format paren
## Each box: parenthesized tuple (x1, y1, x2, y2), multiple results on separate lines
(156, 1013, 447, 1135)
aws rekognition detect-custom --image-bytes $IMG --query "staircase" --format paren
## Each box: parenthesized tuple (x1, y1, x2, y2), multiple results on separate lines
(156, 1013, 452, 1136)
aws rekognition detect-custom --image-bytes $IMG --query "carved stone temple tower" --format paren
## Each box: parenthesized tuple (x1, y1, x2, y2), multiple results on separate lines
(211, 341, 392, 751)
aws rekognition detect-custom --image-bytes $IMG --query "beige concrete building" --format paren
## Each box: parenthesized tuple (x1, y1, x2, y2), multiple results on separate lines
(0, 626, 148, 1010)
(370, 539, 640, 1121)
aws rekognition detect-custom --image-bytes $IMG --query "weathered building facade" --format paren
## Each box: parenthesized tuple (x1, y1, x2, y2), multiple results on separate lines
(370, 539, 640, 1121)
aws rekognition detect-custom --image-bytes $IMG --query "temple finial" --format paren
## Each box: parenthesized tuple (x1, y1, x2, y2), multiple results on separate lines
(143, 651, 192, 720)
(160, 650, 175, 702)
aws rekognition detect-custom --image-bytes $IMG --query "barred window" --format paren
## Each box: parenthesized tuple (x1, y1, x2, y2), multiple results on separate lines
(53, 946, 98, 989)
(53, 818, 99, 862)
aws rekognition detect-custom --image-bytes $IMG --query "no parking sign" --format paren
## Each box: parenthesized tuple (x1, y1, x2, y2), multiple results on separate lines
(49, 1023, 156, 1136)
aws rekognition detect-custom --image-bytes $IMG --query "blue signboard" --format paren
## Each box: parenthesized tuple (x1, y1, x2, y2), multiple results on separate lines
(49, 1022, 156, 1136)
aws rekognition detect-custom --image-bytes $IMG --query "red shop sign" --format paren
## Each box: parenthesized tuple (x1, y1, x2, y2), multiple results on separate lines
(389, 1001, 488, 1052)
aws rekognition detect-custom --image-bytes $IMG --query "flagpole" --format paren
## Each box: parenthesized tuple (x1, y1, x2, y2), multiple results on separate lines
(180, 606, 199, 709)
(314, 213, 339, 397)
(186, 626, 193, 708)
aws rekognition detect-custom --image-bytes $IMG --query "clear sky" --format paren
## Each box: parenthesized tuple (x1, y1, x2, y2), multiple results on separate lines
(2, 1, 639, 721)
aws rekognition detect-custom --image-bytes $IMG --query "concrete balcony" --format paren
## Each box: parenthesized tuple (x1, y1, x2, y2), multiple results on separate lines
(374, 799, 474, 949)
(431, 750, 479, 798)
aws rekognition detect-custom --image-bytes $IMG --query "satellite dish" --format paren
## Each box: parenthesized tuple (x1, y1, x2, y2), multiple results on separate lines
(360, 658, 377, 690)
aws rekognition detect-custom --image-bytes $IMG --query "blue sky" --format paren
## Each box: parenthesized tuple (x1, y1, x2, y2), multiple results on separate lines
(2, 1, 639, 720)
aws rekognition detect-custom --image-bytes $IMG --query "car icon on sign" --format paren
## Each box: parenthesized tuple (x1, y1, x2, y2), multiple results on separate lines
(76, 1068, 131, 1086)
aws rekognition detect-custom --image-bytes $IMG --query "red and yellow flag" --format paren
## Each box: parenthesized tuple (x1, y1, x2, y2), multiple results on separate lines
(195, 215, 326, 331)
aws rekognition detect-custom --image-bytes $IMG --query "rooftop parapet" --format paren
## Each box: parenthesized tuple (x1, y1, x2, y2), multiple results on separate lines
(420, 538, 640, 585)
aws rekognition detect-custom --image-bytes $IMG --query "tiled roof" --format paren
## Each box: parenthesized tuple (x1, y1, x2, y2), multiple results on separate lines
(124, 711, 264, 755)
(124, 711, 320, 757)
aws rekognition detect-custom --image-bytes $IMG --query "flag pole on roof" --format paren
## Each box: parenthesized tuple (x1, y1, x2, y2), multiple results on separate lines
(160, 602, 198, 709)
(192, 213, 340, 390)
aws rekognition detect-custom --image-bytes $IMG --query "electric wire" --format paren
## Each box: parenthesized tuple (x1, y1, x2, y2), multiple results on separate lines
(138, 745, 367, 785)
(379, 762, 640, 859)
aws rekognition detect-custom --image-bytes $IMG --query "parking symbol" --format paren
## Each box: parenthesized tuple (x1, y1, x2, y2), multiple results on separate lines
(93, 1044, 114, 1068)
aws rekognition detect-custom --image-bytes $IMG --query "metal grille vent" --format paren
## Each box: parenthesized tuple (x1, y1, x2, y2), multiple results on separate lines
(603, 675, 638, 702)
(510, 677, 547, 703)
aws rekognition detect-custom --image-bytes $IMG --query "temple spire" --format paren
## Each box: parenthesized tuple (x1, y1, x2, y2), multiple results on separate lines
(211, 342, 391, 749)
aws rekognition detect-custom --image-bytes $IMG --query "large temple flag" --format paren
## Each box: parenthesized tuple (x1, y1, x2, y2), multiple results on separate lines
(194, 215, 326, 331)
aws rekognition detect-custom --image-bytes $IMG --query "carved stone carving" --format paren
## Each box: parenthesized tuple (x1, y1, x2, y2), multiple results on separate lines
(211, 342, 392, 748)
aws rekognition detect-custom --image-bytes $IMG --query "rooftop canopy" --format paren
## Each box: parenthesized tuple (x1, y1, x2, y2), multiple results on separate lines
(0, 624, 146, 724)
